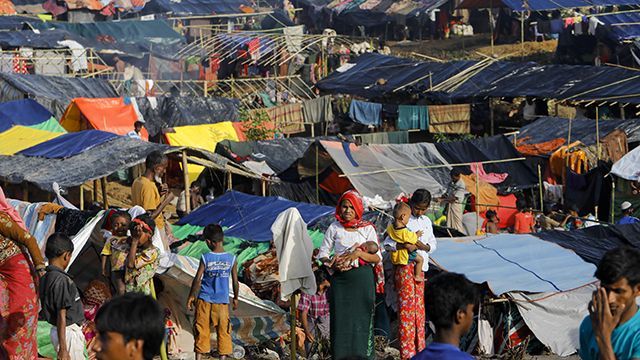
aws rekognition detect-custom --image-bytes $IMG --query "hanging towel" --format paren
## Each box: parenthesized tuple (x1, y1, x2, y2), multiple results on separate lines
(271, 208, 317, 300)
(470, 162, 509, 184)
(348, 99, 382, 126)
(302, 95, 334, 124)
(397, 105, 428, 130)
(428, 104, 471, 134)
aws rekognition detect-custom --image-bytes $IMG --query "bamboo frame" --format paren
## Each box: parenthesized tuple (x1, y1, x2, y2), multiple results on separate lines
(181, 150, 191, 213)
(339, 157, 526, 177)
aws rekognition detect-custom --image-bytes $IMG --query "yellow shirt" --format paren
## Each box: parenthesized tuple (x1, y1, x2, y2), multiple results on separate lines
(131, 176, 164, 229)
(387, 224, 418, 266)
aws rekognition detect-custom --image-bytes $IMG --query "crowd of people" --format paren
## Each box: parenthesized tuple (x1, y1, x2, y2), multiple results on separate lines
(0, 149, 639, 360)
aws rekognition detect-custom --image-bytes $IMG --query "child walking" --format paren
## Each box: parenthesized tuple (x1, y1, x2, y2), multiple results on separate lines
(387, 202, 427, 281)
(39, 233, 86, 360)
(187, 224, 239, 360)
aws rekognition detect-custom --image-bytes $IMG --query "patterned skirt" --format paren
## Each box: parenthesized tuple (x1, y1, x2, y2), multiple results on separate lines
(395, 264, 426, 359)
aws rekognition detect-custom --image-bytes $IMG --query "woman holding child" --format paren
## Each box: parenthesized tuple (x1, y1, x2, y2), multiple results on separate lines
(318, 190, 382, 360)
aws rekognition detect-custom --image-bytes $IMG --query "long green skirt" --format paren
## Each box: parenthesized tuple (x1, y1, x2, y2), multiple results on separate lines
(329, 265, 375, 360)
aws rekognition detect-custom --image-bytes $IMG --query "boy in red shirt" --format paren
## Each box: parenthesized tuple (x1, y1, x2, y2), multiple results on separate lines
(513, 199, 535, 234)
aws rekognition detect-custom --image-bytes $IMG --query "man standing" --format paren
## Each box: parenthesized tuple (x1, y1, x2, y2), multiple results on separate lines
(131, 151, 173, 232)
(617, 202, 639, 225)
(441, 169, 467, 234)
(579, 247, 640, 360)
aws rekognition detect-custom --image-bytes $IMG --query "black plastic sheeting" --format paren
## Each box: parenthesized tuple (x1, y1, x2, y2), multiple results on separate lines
(136, 96, 240, 137)
(318, 53, 640, 104)
(435, 135, 539, 191)
(0, 136, 229, 192)
(216, 137, 318, 174)
(316, 53, 476, 100)
(536, 223, 640, 265)
(0, 16, 39, 31)
(0, 29, 84, 49)
(0, 73, 117, 119)
(142, 0, 249, 15)
(518, 117, 640, 146)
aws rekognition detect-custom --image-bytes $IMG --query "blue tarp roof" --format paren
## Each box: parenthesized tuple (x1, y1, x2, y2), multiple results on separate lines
(18, 130, 118, 159)
(458, 0, 637, 10)
(177, 191, 334, 242)
(594, 12, 640, 41)
(0, 99, 54, 133)
(0, 15, 38, 30)
(319, 53, 640, 104)
(518, 117, 640, 147)
(0, 29, 86, 49)
(433, 234, 596, 294)
(142, 0, 250, 15)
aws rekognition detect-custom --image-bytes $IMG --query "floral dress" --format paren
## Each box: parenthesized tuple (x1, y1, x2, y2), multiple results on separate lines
(125, 246, 159, 295)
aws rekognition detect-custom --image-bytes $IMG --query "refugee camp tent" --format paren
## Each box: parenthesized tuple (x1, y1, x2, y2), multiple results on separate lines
(141, 0, 251, 15)
(0, 15, 38, 30)
(0, 73, 117, 118)
(176, 190, 333, 242)
(457, 0, 636, 11)
(0, 126, 62, 155)
(0, 98, 65, 133)
(611, 145, 640, 181)
(432, 233, 597, 356)
(136, 96, 240, 138)
(0, 29, 88, 49)
(590, 11, 640, 42)
(0, 133, 231, 191)
(518, 117, 640, 149)
(60, 98, 148, 139)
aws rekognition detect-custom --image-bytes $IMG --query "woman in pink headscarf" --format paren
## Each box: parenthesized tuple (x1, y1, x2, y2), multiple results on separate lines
(0, 187, 45, 359)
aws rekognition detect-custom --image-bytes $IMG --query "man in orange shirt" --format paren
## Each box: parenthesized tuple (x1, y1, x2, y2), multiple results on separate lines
(131, 151, 173, 232)
(513, 199, 535, 234)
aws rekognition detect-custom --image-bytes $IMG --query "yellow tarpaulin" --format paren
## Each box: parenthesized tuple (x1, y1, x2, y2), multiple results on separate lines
(0, 126, 62, 155)
(165, 122, 240, 182)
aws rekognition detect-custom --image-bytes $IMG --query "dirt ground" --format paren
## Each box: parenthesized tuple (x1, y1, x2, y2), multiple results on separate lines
(388, 34, 557, 63)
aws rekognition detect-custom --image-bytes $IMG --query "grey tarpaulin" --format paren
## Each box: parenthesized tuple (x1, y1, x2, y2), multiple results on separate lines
(0, 73, 117, 118)
(509, 283, 596, 356)
(0, 136, 230, 192)
(320, 140, 451, 200)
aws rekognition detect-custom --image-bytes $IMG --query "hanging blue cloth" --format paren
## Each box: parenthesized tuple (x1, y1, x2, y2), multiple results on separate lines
(348, 100, 382, 126)
(397, 105, 429, 130)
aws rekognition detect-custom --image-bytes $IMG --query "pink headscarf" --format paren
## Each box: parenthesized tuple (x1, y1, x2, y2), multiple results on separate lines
(0, 186, 27, 231)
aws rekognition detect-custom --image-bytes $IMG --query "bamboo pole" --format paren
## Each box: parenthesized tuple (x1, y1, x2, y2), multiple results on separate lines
(79, 184, 84, 211)
(520, 11, 525, 58)
(93, 179, 98, 203)
(22, 183, 28, 202)
(567, 117, 572, 145)
(596, 107, 600, 161)
(227, 172, 233, 191)
(490, 98, 495, 136)
(538, 164, 543, 212)
(610, 180, 616, 223)
(101, 177, 108, 209)
(339, 157, 527, 177)
(182, 150, 191, 213)
(290, 292, 298, 360)
(489, 0, 494, 54)
(475, 169, 480, 232)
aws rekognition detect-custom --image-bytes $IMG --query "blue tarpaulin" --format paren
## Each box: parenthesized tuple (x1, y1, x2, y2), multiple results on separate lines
(432, 234, 596, 294)
(18, 130, 118, 159)
(518, 117, 640, 147)
(0, 99, 54, 133)
(594, 12, 640, 41)
(177, 191, 334, 242)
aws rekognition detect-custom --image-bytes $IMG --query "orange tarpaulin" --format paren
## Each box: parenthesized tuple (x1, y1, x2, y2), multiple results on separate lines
(0, 0, 16, 14)
(516, 137, 566, 156)
(461, 174, 499, 213)
(60, 98, 148, 140)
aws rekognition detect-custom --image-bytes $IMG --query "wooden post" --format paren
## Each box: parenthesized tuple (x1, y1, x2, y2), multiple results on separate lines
(489, 0, 494, 54)
(22, 183, 28, 202)
(620, 104, 626, 119)
(101, 177, 108, 209)
(429, 72, 433, 91)
(489, 98, 495, 136)
(290, 292, 298, 360)
(79, 184, 84, 211)
(520, 11, 525, 58)
(315, 145, 320, 204)
(538, 164, 543, 212)
(610, 180, 616, 223)
(227, 172, 233, 191)
(93, 179, 99, 203)
(182, 150, 191, 213)
(567, 117, 572, 145)
(261, 178, 267, 196)
(595, 107, 600, 161)
(204, 80, 208, 97)
(474, 168, 480, 233)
